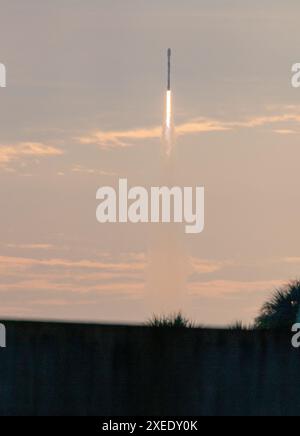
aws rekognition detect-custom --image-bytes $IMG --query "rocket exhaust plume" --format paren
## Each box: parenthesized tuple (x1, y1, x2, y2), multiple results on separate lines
(146, 49, 190, 315)
(166, 91, 172, 130)
(163, 49, 175, 157)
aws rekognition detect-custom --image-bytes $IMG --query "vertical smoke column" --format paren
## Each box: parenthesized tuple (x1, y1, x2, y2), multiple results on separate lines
(147, 49, 189, 315)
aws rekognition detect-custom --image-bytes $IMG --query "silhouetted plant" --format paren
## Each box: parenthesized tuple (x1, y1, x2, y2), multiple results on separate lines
(228, 321, 252, 331)
(255, 280, 300, 330)
(147, 312, 194, 328)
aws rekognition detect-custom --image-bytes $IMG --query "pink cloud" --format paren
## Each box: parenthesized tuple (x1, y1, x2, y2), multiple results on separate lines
(77, 110, 300, 149)
(188, 279, 284, 298)
(0, 142, 63, 166)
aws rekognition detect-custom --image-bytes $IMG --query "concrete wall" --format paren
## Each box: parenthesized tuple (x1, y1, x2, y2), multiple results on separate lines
(0, 321, 299, 416)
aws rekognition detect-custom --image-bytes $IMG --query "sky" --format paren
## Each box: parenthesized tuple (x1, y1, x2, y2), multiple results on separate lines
(0, 0, 300, 325)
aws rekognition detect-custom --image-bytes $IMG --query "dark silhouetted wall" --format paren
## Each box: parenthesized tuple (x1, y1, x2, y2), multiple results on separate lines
(0, 321, 299, 416)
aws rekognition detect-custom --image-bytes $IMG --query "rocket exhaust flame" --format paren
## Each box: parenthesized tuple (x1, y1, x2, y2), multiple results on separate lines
(163, 90, 174, 158)
(166, 90, 172, 129)
(163, 49, 174, 157)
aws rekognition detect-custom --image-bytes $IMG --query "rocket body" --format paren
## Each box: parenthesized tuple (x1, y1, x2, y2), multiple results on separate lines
(167, 48, 171, 90)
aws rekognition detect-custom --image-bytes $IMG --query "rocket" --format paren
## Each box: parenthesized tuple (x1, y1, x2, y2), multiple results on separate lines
(164, 48, 173, 147)
(167, 48, 171, 91)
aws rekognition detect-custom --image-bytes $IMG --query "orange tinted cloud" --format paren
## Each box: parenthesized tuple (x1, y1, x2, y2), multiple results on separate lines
(77, 120, 229, 148)
(0, 278, 144, 296)
(0, 255, 145, 273)
(188, 279, 284, 298)
(5, 243, 55, 250)
(78, 110, 300, 149)
(191, 258, 233, 274)
(0, 142, 63, 166)
(0, 254, 146, 300)
(78, 126, 162, 148)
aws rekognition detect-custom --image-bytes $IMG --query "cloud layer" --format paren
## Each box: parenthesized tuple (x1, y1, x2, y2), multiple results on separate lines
(77, 110, 300, 149)
(0, 142, 63, 167)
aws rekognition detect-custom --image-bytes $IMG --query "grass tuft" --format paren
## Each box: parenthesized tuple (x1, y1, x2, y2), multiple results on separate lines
(147, 312, 194, 328)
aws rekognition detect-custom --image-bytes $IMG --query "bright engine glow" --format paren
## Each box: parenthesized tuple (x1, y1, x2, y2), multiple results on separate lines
(166, 90, 172, 129)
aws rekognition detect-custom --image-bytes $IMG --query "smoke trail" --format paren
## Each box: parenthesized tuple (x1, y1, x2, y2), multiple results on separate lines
(146, 90, 190, 315)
